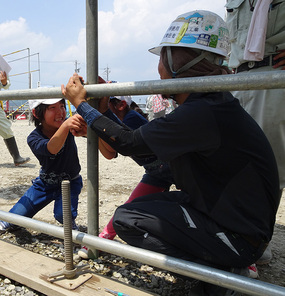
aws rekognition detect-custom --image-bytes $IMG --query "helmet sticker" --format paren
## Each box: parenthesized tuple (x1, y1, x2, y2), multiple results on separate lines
(201, 14, 217, 33)
(181, 33, 199, 44)
(196, 34, 212, 47)
(175, 22, 189, 44)
(209, 35, 219, 48)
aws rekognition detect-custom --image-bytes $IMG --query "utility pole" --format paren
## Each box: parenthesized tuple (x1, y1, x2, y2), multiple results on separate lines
(75, 60, 80, 73)
(103, 65, 110, 81)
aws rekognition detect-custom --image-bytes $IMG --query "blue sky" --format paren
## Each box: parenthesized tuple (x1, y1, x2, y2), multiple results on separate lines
(0, 1, 226, 100)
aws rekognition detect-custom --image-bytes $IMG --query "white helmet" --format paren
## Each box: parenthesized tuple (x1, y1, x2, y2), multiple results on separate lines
(149, 10, 229, 58)
(110, 95, 132, 106)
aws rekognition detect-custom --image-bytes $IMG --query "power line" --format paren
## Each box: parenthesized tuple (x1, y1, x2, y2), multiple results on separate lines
(40, 60, 75, 63)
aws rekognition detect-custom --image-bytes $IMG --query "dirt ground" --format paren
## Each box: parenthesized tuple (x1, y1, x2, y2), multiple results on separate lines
(0, 119, 284, 289)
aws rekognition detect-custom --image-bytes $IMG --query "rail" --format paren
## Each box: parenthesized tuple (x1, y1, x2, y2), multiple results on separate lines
(1, 71, 285, 101)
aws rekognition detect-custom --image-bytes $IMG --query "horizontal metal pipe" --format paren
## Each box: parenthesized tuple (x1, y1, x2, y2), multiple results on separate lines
(0, 71, 285, 101)
(0, 210, 284, 296)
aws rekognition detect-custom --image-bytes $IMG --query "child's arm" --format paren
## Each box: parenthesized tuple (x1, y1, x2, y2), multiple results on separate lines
(47, 114, 86, 155)
(98, 138, 117, 159)
(70, 115, 87, 137)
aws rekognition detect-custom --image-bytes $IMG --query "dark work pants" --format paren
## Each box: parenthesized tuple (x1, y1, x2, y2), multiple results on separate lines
(113, 191, 265, 270)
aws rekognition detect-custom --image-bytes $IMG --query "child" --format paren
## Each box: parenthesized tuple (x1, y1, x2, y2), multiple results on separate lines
(78, 79, 175, 259)
(0, 98, 87, 232)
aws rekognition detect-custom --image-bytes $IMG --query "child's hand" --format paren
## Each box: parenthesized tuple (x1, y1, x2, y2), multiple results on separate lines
(47, 114, 87, 154)
(67, 114, 87, 137)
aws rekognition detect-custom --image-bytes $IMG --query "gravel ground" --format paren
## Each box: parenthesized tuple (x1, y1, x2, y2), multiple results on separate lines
(0, 227, 194, 296)
(0, 224, 285, 296)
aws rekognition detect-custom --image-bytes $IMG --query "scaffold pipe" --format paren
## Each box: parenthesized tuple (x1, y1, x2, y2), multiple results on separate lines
(0, 71, 285, 101)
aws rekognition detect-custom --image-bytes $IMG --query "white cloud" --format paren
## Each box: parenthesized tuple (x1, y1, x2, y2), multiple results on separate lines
(0, 18, 53, 89)
(55, 28, 86, 62)
(0, 1, 227, 89)
(0, 18, 51, 56)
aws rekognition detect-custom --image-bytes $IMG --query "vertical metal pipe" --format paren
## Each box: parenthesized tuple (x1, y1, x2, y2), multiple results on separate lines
(27, 48, 31, 89)
(86, 0, 99, 258)
(61, 180, 74, 272)
(37, 53, 41, 85)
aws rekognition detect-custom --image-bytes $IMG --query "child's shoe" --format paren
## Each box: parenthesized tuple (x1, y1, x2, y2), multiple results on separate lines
(248, 264, 259, 279)
(71, 220, 79, 231)
(99, 230, 116, 240)
(0, 221, 11, 233)
(78, 246, 90, 259)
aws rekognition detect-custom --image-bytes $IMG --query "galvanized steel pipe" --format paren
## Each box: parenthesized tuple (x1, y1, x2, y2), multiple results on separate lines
(85, 0, 100, 259)
(61, 180, 74, 274)
(0, 210, 284, 296)
(1, 71, 285, 101)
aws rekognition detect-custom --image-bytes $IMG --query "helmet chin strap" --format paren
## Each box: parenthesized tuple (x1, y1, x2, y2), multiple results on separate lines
(165, 46, 223, 101)
(167, 46, 204, 100)
(166, 46, 210, 78)
(166, 46, 223, 78)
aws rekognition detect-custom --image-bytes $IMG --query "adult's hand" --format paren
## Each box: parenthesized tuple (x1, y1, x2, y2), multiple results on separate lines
(273, 50, 285, 70)
(61, 73, 87, 108)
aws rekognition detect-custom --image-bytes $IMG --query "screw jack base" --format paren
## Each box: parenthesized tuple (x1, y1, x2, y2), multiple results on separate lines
(47, 265, 92, 290)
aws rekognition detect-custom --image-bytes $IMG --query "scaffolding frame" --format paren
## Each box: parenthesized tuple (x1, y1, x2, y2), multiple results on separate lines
(0, 1, 285, 295)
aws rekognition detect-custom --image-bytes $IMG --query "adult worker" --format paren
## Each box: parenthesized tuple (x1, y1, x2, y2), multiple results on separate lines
(62, 10, 280, 295)
(0, 71, 30, 166)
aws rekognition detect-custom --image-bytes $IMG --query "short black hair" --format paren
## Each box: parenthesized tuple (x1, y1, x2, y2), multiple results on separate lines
(31, 98, 66, 127)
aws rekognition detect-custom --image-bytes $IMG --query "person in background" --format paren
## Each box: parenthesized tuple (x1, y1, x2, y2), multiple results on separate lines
(130, 101, 148, 120)
(146, 94, 170, 121)
(106, 94, 147, 130)
(0, 71, 30, 166)
(226, 0, 285, 278)
(0, 98, 87, 233)
(78, 81, 174, 259)
(62, 10, 280, 295)
(153, 94, 170, 118)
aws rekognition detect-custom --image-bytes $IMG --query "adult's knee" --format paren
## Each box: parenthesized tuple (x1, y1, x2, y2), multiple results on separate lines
(112, 205, 136, 233)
